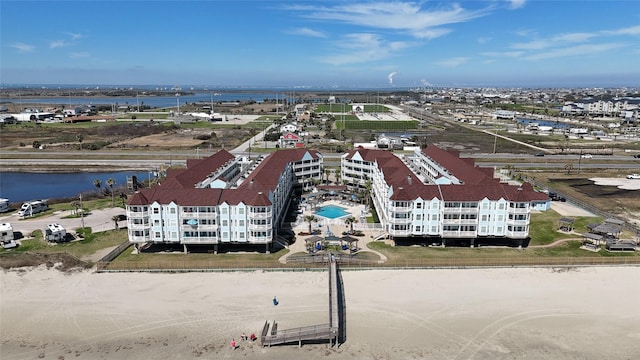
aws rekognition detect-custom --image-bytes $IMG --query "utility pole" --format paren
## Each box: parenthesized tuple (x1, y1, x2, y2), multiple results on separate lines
(79, 193, 85, 229)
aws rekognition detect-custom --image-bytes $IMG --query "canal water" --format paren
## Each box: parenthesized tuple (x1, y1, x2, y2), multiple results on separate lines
(0, 171, 152, 203)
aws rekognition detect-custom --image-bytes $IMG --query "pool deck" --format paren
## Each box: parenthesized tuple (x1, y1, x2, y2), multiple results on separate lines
(279, 200, 388, 264)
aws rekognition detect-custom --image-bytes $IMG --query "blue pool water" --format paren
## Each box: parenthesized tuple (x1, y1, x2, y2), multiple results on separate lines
(314, 205, 349, 219)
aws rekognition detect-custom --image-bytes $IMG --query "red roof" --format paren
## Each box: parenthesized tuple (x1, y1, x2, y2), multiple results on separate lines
(129, 148, 322, 207)
(346, 146, 545, 203)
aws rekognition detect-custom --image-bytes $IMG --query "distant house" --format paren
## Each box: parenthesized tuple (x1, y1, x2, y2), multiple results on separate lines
(279, 132, 302, 148)
(280, 123, 298, 133)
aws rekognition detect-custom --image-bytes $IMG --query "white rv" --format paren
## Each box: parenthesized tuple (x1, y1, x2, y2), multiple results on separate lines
(17, 200, 49, 217)
(0, 198, 10, 213)
(0, 223, 17, 249)
(45, 223, 67, 242)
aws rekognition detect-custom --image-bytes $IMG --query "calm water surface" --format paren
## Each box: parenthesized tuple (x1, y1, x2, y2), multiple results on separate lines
(0, 171, 151, 203)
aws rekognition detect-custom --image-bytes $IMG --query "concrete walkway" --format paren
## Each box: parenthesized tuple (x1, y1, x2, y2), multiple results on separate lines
(278, 199, 388, 264)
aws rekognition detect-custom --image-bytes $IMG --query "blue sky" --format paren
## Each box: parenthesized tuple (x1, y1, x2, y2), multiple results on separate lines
(1, 0, 639, 88)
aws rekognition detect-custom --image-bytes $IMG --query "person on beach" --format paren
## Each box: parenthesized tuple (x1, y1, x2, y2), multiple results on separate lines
(250, 333, 256, 341)
(230, 338, 237, 350)
(241, 332, 247, 341)
(273, 296, 278, 306)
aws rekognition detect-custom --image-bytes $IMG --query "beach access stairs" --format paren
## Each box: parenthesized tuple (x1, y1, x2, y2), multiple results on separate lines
(260, 258, 342, 347)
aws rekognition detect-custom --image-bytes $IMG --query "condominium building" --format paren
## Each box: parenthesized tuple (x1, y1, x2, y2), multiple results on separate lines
(341, 145, 549, 246)
(126, 148, 323, 252)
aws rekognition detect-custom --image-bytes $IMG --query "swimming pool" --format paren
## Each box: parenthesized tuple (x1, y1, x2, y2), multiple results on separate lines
(314, 205, 350, 219)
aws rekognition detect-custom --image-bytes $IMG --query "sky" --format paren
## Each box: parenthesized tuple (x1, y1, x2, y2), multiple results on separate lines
(1, 0, 639, 88)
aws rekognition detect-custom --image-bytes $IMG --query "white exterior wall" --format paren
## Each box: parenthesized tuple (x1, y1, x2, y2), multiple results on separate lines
(0, 223, 13, 242)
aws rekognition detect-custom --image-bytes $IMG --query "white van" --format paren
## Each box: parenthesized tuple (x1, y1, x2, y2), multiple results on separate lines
(17, 200, 49, 217)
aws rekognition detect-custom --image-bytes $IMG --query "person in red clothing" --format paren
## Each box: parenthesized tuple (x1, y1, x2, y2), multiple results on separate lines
(230, 338, 237, 349)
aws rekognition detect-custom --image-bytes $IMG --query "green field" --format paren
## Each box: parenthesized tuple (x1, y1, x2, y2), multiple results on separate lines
(336, 120, 420, 130)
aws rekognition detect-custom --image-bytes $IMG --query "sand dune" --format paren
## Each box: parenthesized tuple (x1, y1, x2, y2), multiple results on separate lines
(1, 266, 639, 359)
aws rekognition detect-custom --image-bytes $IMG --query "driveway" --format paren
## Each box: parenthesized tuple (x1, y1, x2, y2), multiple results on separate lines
(0, 208, 125, 238)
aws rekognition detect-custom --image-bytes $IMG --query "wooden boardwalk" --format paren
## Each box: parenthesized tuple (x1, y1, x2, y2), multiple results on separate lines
(261, 257, 341, 347)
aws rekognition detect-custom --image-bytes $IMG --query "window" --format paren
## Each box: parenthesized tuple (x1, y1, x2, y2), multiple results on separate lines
(154, 219, 160, 226)
(414, 226, 421, 232)
(415, 214, 421, 221)
(153, 208, 159, 214)
(221, 208, 228, 215)
(154, 232, 161, 238)
(238, 208, 245, 215)
(238, 220, 244, 227)
(416, 203, 422, 209)
(222, 220, 228, 227)
(481, 215, 488, 221)
(169, 208, 176, 214)
(239, 232, 245, 239)
(498, 203, 505, 210)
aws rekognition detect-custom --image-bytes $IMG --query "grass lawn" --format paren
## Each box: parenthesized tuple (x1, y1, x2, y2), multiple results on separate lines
(2, 229, 128, 260)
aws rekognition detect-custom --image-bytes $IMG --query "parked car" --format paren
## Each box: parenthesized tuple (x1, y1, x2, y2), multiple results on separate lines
(626, 174, 640, 179)
(580, 154, 593, 159)
(633, 154, 640, 158)
(534, 152, 545, 157)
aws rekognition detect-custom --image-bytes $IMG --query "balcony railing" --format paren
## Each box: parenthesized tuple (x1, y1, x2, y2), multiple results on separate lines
(127, 211, 150, 219)
(128, 223, 150, 230)
(442, 230, 478, 238)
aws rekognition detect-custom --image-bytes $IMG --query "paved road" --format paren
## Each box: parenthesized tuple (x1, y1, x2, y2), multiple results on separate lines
(0, 207, 125, 238)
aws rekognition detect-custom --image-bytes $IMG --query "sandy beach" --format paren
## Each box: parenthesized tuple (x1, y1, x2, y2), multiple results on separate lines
(1, 266, 639, 360)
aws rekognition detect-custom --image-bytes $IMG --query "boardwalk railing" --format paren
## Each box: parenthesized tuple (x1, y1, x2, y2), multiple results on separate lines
(261, 322, 334, 347)
(96, 255, 640, 272)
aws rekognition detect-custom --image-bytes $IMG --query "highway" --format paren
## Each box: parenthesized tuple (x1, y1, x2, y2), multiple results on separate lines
(1, 151, 639, 170)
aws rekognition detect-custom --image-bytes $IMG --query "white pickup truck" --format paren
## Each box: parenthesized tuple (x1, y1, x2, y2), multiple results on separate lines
(627, 174, 640, 179)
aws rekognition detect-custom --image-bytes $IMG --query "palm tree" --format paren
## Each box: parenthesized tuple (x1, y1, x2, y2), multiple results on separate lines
(363, 179, 373, 206)
(76, 134, 83, 150)
(119, 193, 128, 207)
(70, 200, 81, 215)
(106, 178, 116, 207)
(344, 216, 357, 234)
(112, 215, 120, 230)
(304, 215, 317, 234)
(93, 179, 102, 194)
(564, 162, 574, 175)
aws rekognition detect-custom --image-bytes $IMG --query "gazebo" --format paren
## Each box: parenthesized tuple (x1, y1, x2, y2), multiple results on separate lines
(558, 217, 575, 232)
(305, 235, 324, 253)
(340, 235, 359, 254)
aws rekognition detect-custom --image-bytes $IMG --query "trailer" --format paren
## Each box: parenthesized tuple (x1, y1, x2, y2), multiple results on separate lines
(0, 223, 17, 249)
(45, 223, 68, 242)
(0, 198, 10, 213)
(17, 200, 49, 217)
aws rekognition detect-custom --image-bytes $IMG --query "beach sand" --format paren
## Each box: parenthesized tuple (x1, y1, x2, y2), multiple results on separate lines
(1, 266, 639, 359)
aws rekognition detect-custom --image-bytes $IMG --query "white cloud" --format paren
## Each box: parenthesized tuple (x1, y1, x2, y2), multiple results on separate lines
(69, 52, 90, 58)
(317, 33, 411, 65)
(66, 32, 85, 40)
(10, 43, 35, 52)
(602, 25, 640, 36)
(436, 57, 470, 67)
(508, 0, 527, 10)
(50, 40, 70, 49)
(286, 27, 327, 38)
(477, 36, 492, 44)
(481, 51, 524, 58)
(287, 2, 492, 39)
(525, 43, 624, 60)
